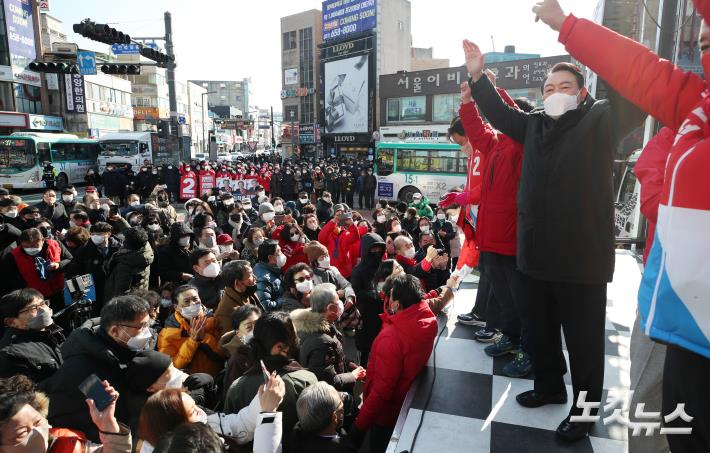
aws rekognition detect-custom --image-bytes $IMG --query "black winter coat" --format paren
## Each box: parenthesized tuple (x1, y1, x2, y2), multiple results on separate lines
(101, 169, 123, 197)
(156, 222, 194, 285)
(0, 325, 65, 386)
(35, 201, 70, 231)
(316, 199, 334, 223)
(351, 233, 385, 353)
(470, 74, 646, 284)
(65, 237, 121, 309)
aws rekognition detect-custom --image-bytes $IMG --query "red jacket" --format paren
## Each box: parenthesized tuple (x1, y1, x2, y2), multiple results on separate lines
(271, 225, 308, 270)
(355, 300, 437, 430)
(318, 221, 359, 278)
(635, 127, 674, 264)
(11, 239, 64, 297)
(348, 225, 369, 265)
(459, 92, 523, 256)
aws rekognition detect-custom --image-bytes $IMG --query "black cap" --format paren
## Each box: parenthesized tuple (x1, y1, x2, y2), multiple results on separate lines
(125, 350, 173, 391)
(0, 198, 18, 208)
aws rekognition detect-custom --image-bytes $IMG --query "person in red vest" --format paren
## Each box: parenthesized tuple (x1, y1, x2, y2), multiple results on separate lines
(2, 228, 72, 312)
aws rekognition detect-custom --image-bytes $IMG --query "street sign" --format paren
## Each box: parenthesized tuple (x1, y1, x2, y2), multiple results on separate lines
(76, 50, 96, 75)
(178, 115, 186, 125)
(111, 42, 158, 55)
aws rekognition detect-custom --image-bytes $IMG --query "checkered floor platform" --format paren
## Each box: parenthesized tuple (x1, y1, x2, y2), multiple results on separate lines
(385, 251, 642, 453)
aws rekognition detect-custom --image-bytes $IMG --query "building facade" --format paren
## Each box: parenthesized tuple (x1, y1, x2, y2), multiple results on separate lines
(280, 9, 322, 159)
(410, 47, 449, 71)
(127, 65, 170, 132)
(186, 81, 209, 155)
(64, 72, 134, 137)
(39, 12, 66, 54)
(189, 79, 250, 118)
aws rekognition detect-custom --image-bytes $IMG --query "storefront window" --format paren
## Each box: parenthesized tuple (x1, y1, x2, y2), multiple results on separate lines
(14, 83, 41, 114)
(386, 96, 426, 122)
(433, 94, 460, 123)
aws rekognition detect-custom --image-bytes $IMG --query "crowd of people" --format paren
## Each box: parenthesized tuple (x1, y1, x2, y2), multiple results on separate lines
(2, 0, 710, 451)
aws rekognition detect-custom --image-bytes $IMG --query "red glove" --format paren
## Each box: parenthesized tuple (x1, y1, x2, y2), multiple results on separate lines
(438, 191, 468, 208)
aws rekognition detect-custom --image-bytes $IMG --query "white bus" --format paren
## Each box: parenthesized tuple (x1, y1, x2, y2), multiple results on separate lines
(0, 133, 99, 190)
(97, 132, 153, 174)
(375, 141, 468, 203)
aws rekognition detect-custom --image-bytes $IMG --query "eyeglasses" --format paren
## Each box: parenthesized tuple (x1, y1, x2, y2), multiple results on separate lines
(19, 300, 48, 314)
(295, 274, 312, 283)
(118, 321, 150, 330)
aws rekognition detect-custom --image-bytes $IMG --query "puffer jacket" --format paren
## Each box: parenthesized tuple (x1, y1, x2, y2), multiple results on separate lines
(459, 94, 522, 257)
(290, 309, 356, 391)
(103, 242, 154, 301)
(318, 221, 359, 278)
(157, 311, 225, 377)
(156, 222, 193, 285)
(354, 300, 437, 431)
(408, 196, 434, 219)
(254, 261, 283, 311)
(554, 8, 710, 357)
(0, 325, 65, 386)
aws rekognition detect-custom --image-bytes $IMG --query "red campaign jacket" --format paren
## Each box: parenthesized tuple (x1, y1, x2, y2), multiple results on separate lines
(635, 127, 674, 264)
(355, 300, 437, 431)
(318, 221, 360, 278)
(459, 91, 523, 257)
(11, 239, 64, 297)
(272, 225, 309, 270)
(348, 225, 369, 264)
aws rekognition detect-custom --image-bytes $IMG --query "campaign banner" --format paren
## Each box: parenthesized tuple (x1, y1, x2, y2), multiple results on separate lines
(230, 178, 257, 195)
(179, 173, 197, 200)
(199, 173, 215, 197)
(216, 176, 232, 191)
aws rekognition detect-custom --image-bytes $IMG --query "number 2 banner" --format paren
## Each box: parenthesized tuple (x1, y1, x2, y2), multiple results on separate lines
(180, 174, 197, 200)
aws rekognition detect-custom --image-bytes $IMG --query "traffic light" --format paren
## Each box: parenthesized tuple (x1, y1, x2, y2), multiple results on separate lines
(157, 120, 172, 139)
(73, 19, 131, 45)
(28, 61, 79, 74)
(100, 64, 140, 75)
(139, 46, 174, 67)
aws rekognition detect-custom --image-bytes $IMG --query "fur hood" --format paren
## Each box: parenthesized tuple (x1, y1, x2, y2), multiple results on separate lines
(290, 308, 330, 335)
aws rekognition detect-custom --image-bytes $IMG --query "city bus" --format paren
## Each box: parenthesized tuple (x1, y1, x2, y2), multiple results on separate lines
(0, 133, 100, 190)
(374, 141, 470, 203)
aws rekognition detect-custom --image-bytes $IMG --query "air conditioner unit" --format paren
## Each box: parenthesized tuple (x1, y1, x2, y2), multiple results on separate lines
(51, 42, 79, 55)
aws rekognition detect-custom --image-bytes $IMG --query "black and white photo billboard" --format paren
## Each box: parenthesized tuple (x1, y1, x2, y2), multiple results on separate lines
(324, 53, 369, 134)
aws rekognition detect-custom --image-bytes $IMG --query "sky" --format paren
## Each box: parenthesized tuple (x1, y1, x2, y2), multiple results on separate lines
(50, 0, 598, 112)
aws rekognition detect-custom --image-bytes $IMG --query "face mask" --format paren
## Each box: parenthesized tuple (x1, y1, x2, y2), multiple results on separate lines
(164, 368, 188, 390)
(543, 91, 580, 119)
(242, 331, 254, 344)
(24, 247, 41, 256)
(420, 225, 430, 233)
(160, 298, 172, 308)
(413, 197, 422, 203)
(223, 199, 234, 206)
(178, 236, 191, 247)
(91, 234, 108, 246)
(202, 236, 216, 248)
(195, 407, 208, 424)
(243, 203, 252, 210)
(299, 198, 309, 204)
(27, 306, 53, 330)
(219, 244, 233, 253)
(274, 203, 284, 211)
(168, 166, 173, 170)
(403, 247, 416, 259)
(207, 221, 217, 229)
(201, 262, 220, 278)
(376, 281, 385, 292)
(180, 303, 203, 320)
(275, 253, 287, 268)
(253, 237, 264, 247)
(2, 420, 50, 452)
(450, 215, 459, 222)
(257, 191, 265, 197)
(5, 209, 18, 218)
(295, 279, 313, 294)
(290, 234, 300, 243)
(62, 195, 74, 202)
(147, 223, 161, 232)
(130, 201, 140, 207)
(392, 224, 402, 233)
(317, 256, 331, 269)
(437, 213, 446, 220)
(262, 212, 275, 222)
(334, 300, 345, 320)
(124, 327, 152, 351)
(377, 215, 386, 223)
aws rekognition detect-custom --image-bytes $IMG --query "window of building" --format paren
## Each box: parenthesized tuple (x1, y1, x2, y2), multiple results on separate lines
(386, 96, 426, 122)
(300, 93, 314, 124)
(14, 84, 42, 114)
(0, 7, 9, 67)
(432, 93, 460, 122)
(283, 30, 297, 50)
(298, 27, 314, 89)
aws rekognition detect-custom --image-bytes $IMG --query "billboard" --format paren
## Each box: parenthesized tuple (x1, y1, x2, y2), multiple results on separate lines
(284, 68, 298, 85)
(322, 0, 377, 42)
(324, 54, 369, 133)
(4, 0, 36, 69)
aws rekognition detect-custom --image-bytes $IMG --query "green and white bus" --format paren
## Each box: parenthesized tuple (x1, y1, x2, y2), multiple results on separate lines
(375, 141, 470, 203)
(0, 133, 100, 190)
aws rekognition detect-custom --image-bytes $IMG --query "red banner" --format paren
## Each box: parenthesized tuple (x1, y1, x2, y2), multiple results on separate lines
(179, 172, 197, 200)
(199, 172, 215, 197)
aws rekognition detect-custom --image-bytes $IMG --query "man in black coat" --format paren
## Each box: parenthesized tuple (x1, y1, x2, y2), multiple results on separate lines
(102, 165, 124, 204)
(156, 221, 195, 285)
(163, 163, 180, 202)
(466, 43, 646, 440)
(362, 168, 377, 210)
(34, 188, 70, 231)
(47, 295, 156, 443)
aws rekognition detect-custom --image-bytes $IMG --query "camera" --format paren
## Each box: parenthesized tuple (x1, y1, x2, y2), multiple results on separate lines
(56, 274, 95, 330)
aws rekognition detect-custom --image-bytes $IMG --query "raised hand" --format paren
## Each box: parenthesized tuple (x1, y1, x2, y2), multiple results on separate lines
(86, 380, 120, 434)
(485, 69, 497, 87)
(533, 0, 567, 31)
(460, 82, 472, 104)
(462, 39, 484, 82)
(258, 371, 285, 412)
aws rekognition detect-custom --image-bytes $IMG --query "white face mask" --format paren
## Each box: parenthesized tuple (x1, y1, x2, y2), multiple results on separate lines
(180, 303, 203, 320)
(543, 91, 580, 119)
(243, 203, 252, 210)
(178, 236, 191, 247)
(124, 326, 152, 351)
(392, 224, 402, 233)
(242, 331, 254, 344)
(5, 209, 18, 218)
(223, 199, 234, 206)
(129, 201, 140, 207)
(201, 262, 221, 278)
(403, 247, 416, 259)
(62, 194, 74, 202)
(299, 198, 309, 204)
(437, 213, 446, 220)
(202, 236, 216, 248)
(275, 253, 287, 268)
(24, 247, 42, 256)
(450, 215, 459, 222)
(377, 215, 386, 223)
(147, 223, 161, 232)
(295, 279, 313, 294)
(420, 225, 430, 233)
(290, 234, 300, 243)
(253, 237, 264, 246)
(219, 244, 233, 253)
(2, 419, 50, 452)
(164, 368, 189, 390)
(317, 256, 331, 269)
(91, 234, 108, 246)
(207, 221, 217, 229)
(262, 212, 275, 222)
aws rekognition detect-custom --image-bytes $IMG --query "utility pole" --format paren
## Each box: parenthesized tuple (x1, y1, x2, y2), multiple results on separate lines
(270, 106, 275, 148)
(163, 11, 182, 159)
(657, 0, 679, 61)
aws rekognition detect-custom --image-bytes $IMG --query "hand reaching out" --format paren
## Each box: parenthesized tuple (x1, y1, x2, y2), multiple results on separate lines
(533, 0, 567, 31)
(86, 380, 120, 434)
(462, 39, 484, 82)
(258, 372, 285, 412)
(460, 82, 472, 104)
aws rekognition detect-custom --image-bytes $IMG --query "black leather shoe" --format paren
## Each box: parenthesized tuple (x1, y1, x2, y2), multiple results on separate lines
(556, 416, 593, 442)
(515, 390, 567, 408)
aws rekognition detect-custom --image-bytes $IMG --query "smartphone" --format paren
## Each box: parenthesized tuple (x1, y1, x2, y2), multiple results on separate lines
(260, 360, 270, 385)
(78, 374, 114, 412)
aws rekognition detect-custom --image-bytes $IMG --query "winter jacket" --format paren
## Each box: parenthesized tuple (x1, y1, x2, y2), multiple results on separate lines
(157, 311, 225, 376)
(65, 237, 122, 309)
(156, 222, 193, 285)
(187, 274, 225, 310)
(47, 326, 147, 443)
(290, 424, 358, 453)
(5, 239, 70, 298)
(35, 200, 70, 231)
(351, 233, 386, 354)
(635, 127, 674, 264)
(459, 96, 522, 256)
(470, 58, 646, 284)
(318, 221, 359, 278)
(408, 196, 434, 219)
(316, 199, 335, 222)
(219, 331, 252, 391)
(254, 261, 283, 310)
(355, 300, 437, 431)
(102, 169, 123, 198)
(103, 243, 154, 301)
(224, 355, 317, 450)
(553, 8, 710, 357)
(312, 265, 356, 300)
(363, 174, 377, 191)
(0, 325, 65, 385)
(431, 218, 456, 253)
(208, 394, 283, 452)
(290, 309, 356, 391)
(214, 287, 261, 336)
(240, 238, 260, 266)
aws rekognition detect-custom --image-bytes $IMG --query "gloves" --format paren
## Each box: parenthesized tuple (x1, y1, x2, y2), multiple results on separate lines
(438, 191, 468, 208)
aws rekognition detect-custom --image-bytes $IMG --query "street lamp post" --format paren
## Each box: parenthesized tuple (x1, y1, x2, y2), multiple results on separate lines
(201, 91, 216, 154)
(290, 110, 296, 161)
